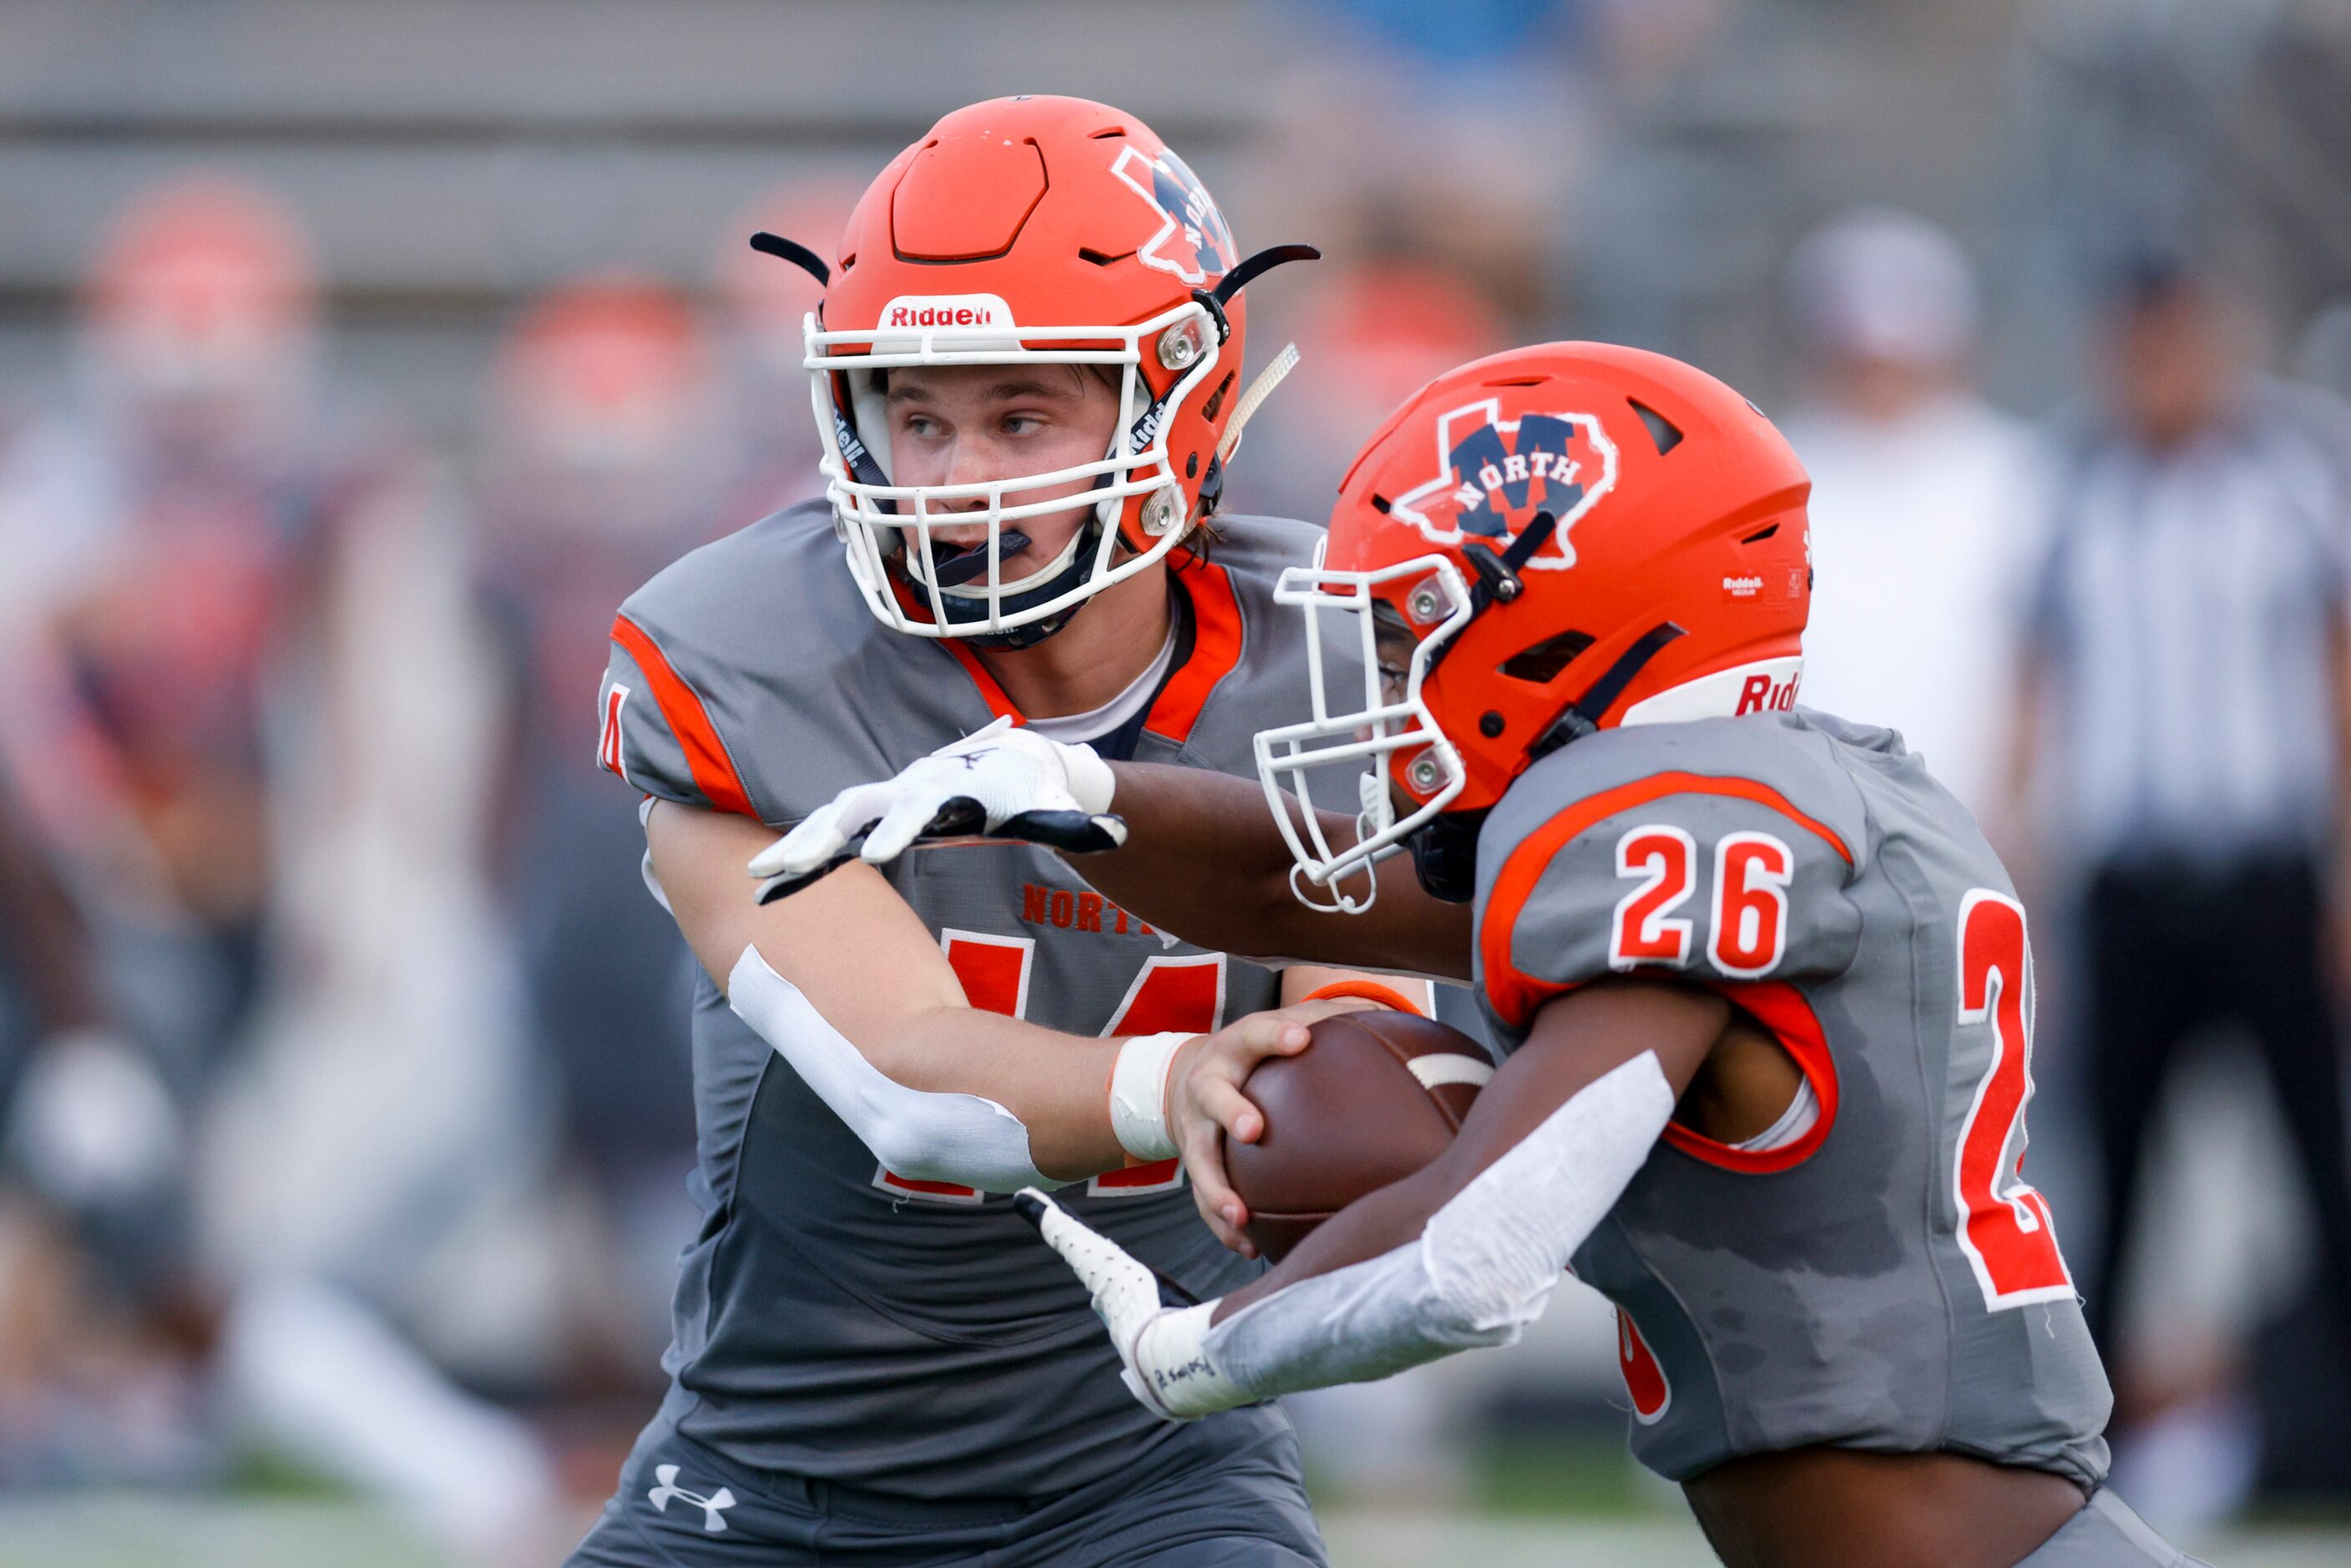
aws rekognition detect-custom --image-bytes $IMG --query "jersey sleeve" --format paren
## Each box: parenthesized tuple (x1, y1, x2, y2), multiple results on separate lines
(596, 608, 759, 817)
(1475, 724, 1867, 1031)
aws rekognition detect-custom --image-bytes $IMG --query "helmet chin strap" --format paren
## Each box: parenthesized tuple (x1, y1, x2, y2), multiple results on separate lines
(1402, 615, 1686, 903)
(1216, 342, 1300, 467)
(927, 529, 1034, 588)
(1529, 623, 1688, 758)
(926, 518, 1109, 649)
(1408, 807, 1488, 904)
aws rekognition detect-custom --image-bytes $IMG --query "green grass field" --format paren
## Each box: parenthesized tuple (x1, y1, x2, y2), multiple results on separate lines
(1, 1497, 2347, 1568)
(1, 1438, 2343, 1566)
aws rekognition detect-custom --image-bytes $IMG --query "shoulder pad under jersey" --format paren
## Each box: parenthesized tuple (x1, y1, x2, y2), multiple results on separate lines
(597, 500, 1000, 822)
(1474, 711, 1869, 1029)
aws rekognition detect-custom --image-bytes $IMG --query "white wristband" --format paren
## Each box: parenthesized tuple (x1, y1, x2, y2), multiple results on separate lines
(1108, 1030, 1193, 1162)
(1052, 738, 1116, 816)
(1129, 1300, 1248, 1419)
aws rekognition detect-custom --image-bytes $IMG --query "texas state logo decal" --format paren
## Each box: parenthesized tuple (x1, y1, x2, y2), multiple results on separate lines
(1388, 398, 1619, 569)
(1110, 145, 1236, 287)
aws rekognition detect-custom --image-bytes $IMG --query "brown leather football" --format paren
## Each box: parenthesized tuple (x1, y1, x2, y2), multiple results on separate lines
(1226, 1009, 1494, 1262)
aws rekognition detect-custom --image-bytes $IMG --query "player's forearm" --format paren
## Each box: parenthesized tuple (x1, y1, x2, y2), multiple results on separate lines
(1171, 1050, 1676, 1409)
(657, 806, 1130, 1186)
(869, 1005, 1127, 1179)
(725, 943, 1130, 1191)
(1225, 1152, 1460, 1314)
(1062, 763, 1288, 940)
(1083, 762, 1474, 979)
(1025, 987, 1721, 1419)
(1071, 1044, 1680, 1419)
(1218, 983, 1722, 1317)
(871, 991, 1394, 1185)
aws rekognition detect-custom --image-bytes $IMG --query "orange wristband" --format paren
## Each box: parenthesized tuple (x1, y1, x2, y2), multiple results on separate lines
(1300, 979, 1427, 1016)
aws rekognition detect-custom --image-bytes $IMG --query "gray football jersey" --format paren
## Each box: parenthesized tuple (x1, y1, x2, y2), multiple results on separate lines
(595, 500, 1344, 1498)
(1473, 709, 2112, 1487)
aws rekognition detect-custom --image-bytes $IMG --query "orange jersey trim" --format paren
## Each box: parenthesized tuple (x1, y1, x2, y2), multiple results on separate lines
(1144, 560, 1243, 746)
(924, 559, 1243, 743)
(938, 640, 1025, 726)
(1480, 771, 1854, 1028)
(884, 571, 1028, 726)
(1663, 980, 1839, 1174)
(1300, 979, 1428, 1017)
(609, 614, 757, 818)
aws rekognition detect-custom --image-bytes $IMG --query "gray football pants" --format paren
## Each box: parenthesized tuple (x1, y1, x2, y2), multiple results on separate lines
(564, 1407, 1325, 1568)
(2019, 1490, 2211, 1566)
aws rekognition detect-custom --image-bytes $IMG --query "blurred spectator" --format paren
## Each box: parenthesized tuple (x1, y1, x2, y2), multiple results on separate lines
(0, 751, 205, 1486)
(0, 174, 560, 1556)
(1232, 258, 1505, 524)
(2005, 261, 2351, 1476)
(1781, 208, 2035, 822)
(0, 180, 365, 1451)
(0, 175, 364, 1086)
(472, 276, 725, 1380)
(1257, 1, 1594, 337)
(2298, 299, 2351, 406)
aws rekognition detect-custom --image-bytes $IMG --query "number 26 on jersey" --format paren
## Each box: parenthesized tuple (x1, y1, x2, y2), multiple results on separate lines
(1609, 822, 1793, 979)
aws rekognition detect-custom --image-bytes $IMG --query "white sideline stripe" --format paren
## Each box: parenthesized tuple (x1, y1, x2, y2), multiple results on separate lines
(1408, 1054, 1495, 1090)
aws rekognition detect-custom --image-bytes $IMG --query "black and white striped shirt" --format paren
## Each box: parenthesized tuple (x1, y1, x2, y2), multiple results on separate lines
(2025, 377, 2351, 866)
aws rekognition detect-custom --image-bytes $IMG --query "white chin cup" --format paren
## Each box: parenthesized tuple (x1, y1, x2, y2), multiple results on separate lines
(806, 299, 1221, 639)
(1252, 546, 1475, 913)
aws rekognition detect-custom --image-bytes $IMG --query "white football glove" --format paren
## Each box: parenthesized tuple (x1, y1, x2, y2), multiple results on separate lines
(1013, 1188, 1251, 1421)
(747, 716, 1126, 901)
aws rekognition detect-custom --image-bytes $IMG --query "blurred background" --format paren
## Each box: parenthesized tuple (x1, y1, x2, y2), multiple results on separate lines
(2, 1, 2349, 1563)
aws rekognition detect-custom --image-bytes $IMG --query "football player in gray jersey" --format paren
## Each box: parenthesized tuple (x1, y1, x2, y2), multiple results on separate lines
(564, 96, 1443, 1568)
(766, 344, 2204, 1566)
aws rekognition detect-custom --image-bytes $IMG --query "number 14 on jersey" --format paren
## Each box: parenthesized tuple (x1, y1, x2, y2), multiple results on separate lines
(870, 931, 1224, 1204)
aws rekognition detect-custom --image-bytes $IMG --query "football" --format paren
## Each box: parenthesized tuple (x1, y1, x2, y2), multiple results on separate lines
(1226, 1009, 1495, 1262)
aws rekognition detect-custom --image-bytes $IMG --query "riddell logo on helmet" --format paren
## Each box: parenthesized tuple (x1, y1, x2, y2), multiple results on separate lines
(879, 294, 1014, 330)
(1386, 399, 1619, 569)
(1620, 656, 1803, 727)
(1735, 672, 1800, 715)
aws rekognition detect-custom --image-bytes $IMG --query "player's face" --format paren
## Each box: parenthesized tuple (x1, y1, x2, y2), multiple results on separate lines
(1369, 602, 1425, 814)
(885, 363, 1121, 584)
(1371, 602, 1418, 710)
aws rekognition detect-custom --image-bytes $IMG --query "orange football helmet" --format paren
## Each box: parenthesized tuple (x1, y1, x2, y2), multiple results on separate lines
(86, 175, 317, 403)
(1254, 341, 1813, 907)
(761, 94, 1310, 645)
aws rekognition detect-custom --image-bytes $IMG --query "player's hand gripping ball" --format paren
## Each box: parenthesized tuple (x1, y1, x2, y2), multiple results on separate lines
(1226, 1011, 1494, 1262)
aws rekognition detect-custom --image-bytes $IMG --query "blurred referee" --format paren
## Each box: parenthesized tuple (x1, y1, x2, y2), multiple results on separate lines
(2009, 259, 2351, 1367)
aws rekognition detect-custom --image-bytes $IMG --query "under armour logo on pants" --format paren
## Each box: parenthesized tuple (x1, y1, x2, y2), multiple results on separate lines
(648, 1464, 736, 1532)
